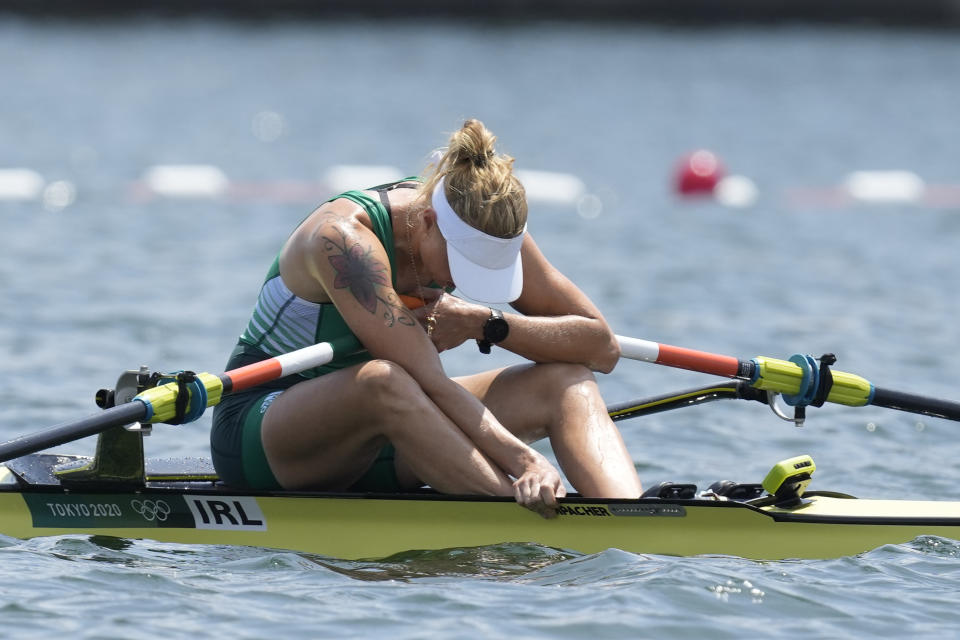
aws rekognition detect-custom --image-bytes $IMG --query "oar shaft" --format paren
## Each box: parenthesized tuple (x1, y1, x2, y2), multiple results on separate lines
(0, 336, 365, 463)
(616, 334, 960, 422)
(0, 402, 146, 463)
(871, 387, 960, 421)
(617, 335, 755, 379)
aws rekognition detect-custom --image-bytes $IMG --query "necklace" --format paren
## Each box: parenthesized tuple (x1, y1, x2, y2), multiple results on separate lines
(405, 208, 441, 336)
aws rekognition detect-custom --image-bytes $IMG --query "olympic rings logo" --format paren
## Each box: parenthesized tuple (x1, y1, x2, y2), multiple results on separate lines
(130, 499, 172, 522)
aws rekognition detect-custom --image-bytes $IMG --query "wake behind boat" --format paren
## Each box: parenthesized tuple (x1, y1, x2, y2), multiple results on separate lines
(1, 336, 959, 561)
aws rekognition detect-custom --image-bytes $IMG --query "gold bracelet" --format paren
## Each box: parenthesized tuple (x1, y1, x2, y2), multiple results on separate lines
(425, 295, 443, 336)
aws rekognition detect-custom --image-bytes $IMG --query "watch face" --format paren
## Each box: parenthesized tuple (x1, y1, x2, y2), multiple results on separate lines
(484, 316, 510, 343)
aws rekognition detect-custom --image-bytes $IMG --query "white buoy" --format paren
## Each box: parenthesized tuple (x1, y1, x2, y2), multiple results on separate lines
(844, 170, 925, 204)
(251, 110, 285, 143)
(323, 165, 405, 193)
(143, 165, 229, 198)
(42, 181, 77, 211)
(576, 193, 604, 219)
(714, 175, 759, 208)
(0, 168, 45, 201)
(516, 170, 586, 205)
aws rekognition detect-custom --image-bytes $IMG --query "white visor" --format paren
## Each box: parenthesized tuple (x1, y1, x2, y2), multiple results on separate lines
(432, 177, 525, 304)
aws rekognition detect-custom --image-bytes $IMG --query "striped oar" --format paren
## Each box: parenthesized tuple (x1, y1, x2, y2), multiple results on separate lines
(616, 335, 960, 422)
(0, 296, 422, 462)
(220, 335, 362, 395)
(4, 327, 958, 463)
(0, 335, 363, 463)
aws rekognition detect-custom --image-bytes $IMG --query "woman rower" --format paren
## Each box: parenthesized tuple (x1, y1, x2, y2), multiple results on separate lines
(210, 119, 642, 517)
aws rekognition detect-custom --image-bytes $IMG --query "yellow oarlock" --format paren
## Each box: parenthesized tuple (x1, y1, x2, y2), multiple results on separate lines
(135, 372, 223, 424)
(751, 356, 806, 395)
(751, 357, 873, 407)
(825, 370, 873, 407)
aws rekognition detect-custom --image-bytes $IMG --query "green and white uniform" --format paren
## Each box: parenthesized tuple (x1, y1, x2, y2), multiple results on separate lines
(211, 180, 419, 490)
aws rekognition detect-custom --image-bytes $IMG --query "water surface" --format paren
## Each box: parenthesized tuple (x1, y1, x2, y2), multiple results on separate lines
(2, 18, 960, 638)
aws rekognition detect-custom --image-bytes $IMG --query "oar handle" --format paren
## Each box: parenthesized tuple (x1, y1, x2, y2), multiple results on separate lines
(135, 335, 364, 423)
(617, 335, 869, 403)
(220, 335, 362, 394)
(617, 336, 754, 379)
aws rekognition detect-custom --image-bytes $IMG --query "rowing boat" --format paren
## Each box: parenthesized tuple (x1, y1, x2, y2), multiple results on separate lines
(1, 449, 959, 561)
(1, 336, 959, 560)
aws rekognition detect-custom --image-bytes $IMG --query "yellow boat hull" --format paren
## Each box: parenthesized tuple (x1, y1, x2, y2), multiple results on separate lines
(2, 487, 959, 560)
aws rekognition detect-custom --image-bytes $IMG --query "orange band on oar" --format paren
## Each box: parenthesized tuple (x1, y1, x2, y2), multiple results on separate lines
(224, 300, 424, 395)
(617, 335, 753, 380)
(225, 358, 284, 393)
(656, 343, 743, 378)
(399, 294, 424, 309)
(222, 339, 358, 394)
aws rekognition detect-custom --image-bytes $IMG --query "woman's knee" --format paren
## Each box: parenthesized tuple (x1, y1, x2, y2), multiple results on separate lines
(354, 359, 430, 416)
(535, 362, 597, 396)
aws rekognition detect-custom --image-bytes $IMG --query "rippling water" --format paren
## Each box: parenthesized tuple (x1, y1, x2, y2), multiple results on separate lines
(2, 16, 960, 639)
(3, 535, 960, 638)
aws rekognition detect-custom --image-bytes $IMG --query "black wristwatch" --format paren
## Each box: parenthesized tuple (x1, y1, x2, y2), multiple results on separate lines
(477, 308, 509, 354)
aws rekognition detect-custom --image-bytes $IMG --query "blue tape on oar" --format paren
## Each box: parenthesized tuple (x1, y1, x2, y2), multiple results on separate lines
(782, 354, 819, 407)
(177, 374, 208, 424)
(143, 372, 209, 425)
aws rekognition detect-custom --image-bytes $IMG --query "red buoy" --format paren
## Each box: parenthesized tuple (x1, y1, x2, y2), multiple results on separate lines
(674, 150, 724, 196)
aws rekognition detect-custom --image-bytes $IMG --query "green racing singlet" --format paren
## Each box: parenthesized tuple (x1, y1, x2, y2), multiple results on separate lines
(210, 179, 419, 491)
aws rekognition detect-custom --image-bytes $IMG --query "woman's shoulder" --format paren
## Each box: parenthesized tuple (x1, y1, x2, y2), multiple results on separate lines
(301, 195, 372, 231)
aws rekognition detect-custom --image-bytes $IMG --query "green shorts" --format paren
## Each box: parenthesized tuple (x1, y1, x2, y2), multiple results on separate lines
(210, 346, 401, 492)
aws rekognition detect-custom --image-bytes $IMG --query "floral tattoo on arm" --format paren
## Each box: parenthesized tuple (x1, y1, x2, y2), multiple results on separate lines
(323, 229, 415, 327)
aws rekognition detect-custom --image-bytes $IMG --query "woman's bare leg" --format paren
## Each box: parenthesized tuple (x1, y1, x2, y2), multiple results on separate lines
(260, 359, 514, 495)
(454, 363, 642, 498)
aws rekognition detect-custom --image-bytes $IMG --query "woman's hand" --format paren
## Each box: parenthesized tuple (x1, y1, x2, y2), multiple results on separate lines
(512, 454, 567, 519)
(409, 291, 487, 353)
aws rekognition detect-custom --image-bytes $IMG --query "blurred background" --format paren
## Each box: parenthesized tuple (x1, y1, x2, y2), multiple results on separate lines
(2, 2, 959, 494)
(3, 1, 960, 24)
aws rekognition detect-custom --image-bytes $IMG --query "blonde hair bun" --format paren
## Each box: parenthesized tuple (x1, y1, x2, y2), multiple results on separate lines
(421, 119, 527, 239)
